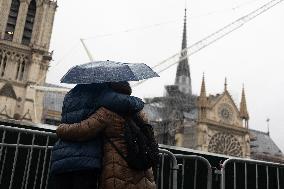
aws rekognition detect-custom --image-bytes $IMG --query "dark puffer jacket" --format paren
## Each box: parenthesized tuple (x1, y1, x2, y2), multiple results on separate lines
(51, 83, 144, 174)
(57, 108, 156, 189)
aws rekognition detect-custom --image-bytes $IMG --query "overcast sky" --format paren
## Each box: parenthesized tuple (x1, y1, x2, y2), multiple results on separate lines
(47, 0, 284, 151)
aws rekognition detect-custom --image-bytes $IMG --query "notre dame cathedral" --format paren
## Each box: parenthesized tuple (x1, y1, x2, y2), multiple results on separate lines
(144, 9, 284, 163)
(0, 0, 57, 122)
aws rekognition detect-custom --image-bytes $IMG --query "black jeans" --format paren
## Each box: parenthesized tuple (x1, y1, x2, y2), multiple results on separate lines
(54, 170, 99, 189)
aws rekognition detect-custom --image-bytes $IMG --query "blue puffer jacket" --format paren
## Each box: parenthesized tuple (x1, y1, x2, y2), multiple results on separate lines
(51, 83, 144, 174)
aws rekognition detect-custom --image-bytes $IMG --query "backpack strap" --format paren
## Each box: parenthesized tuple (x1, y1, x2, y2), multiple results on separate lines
(104, 136, 128, 162)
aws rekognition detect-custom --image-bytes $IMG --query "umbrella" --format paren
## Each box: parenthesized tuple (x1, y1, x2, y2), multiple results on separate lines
(60, 60, 159, 84)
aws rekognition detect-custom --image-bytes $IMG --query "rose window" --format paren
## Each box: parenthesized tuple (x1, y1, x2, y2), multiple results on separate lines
(208, 132, 242, 157)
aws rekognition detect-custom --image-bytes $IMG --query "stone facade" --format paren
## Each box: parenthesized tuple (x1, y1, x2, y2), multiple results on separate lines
(145, 74, 283, 161)
(0, 0, 57, 123)
(145, 79, 251, 158)
(178, 79, 251, 158)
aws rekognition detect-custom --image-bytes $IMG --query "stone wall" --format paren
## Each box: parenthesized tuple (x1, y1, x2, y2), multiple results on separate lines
(0, 0, 57, 123)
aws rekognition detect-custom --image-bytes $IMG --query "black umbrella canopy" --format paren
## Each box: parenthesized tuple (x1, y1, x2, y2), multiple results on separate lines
(60, 60, 159, 84)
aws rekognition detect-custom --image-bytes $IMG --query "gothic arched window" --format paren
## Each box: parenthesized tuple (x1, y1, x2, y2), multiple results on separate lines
(0, 55, 8, 77)
(22, 0, 36, 45)
(19, 60, 26, 80)
(4, 0, 20, 41)
(0, 51, 2, 69)
(15, 59, 26, 81)
(208, 132, 243, 157)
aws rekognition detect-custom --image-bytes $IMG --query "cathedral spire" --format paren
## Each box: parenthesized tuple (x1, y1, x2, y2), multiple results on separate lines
(224, 77, 228, 92)
(198, 73, 208, 108)
(182, 8, 187, 50)
(175, 8, 192, 95)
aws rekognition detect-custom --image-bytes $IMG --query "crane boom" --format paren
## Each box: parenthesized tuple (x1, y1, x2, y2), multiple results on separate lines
(80, 38, 94, 62)
(187, 0, 282, 58)
(132, 0, 283, 87)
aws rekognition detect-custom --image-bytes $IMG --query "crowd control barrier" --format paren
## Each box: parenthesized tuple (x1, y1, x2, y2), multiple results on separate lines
(221, 158, 284, 189)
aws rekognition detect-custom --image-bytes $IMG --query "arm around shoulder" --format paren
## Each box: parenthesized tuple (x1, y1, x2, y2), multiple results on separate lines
(56, 107, 125, 141)
(101, 91, 144, 114)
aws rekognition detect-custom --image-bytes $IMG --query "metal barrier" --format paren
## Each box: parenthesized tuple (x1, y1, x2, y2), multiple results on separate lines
(175, 154, 212, 189)
(0, 125, 56, 189)
(1, 124, 284, 189)
(0, 124, 179, 189)
(221, 158, 284, 189)
(156, 149, 179, 189)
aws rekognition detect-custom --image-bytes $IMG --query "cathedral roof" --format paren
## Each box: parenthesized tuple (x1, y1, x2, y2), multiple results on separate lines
(0, 83, 17, 100)
(43, 83, 67, 113)
(183, 109, 198, 120)
(249, 129, 283, 159)
(165, 85, 181, 96)
(144, 96, 198, 123)
(144, 104, 165, 121)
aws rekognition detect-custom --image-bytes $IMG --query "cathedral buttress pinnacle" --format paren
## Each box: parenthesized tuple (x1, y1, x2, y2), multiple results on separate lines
(197, 74, 208, 120)
(240, 85, 249, 128)
(198, 73, 208, 108)
(240, 85, 249, 120)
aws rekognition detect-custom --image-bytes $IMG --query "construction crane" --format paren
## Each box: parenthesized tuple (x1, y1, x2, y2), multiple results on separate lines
(133, 0, 284, 87)
(80, 38, 95, 62)
(32, 0, 283, 91)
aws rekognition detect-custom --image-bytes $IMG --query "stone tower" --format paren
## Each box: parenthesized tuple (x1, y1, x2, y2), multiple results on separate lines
(175, 9, 192, 95)
(0, 0, 57, 122)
